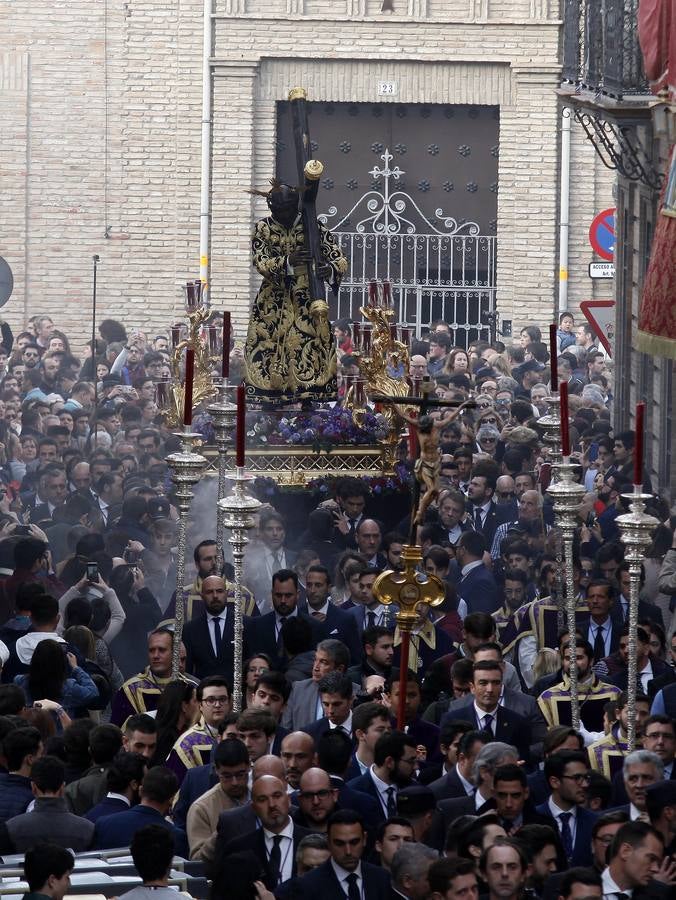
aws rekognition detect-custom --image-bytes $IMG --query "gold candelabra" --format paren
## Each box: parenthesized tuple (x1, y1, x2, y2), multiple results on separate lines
(159, 282, 219, 428)
(342, 281, 412, 468)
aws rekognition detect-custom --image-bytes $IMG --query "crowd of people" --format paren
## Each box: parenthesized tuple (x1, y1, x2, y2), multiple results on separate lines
(0, 310, 675, 900)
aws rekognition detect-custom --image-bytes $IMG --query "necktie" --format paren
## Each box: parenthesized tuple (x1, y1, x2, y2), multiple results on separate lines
(268, 834, 282, 885)
(593, 624, 606, 661)
(272, 550, 282, 571)
(277, 617, 287, 655)
(213, 616, 223, 655)
(366, 610, 377, 629)
(482, 713, 494, 735)
(386, 786, 397, 816)
(346, 873, 360, 900)
(559, 811, 573, 860)
(473, 506, 483, 530)
(502, 818, 514, 834)
(311, 610, 326, 622)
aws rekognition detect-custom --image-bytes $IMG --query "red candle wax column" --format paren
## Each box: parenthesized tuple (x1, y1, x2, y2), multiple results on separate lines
(183, 348, 195, 427)
(235, 382, 246, 468)
(633, 402, 645, 487)
(548, 323, 559, 392)
(222, 312, 231, 379)
(559, 380, 570, 457)
(396, 631, 410, 730)
(353, 321, 361, 352)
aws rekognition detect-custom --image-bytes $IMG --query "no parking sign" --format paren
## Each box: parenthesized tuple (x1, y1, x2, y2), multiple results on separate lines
(589, 208, 616, 261)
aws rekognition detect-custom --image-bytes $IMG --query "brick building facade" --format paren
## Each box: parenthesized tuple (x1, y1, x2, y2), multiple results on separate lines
(1, 1, 614, 345)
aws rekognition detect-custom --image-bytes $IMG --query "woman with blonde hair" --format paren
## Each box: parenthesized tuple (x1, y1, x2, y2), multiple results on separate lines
(532, 647, 560, 684)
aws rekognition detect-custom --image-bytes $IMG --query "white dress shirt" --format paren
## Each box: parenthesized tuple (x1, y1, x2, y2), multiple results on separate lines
(461, 560, 484, 580)
(331, 859, 364, 898)
(589, 617, 612, 657)
(547, 796, 578, 847)
(601, 866, 633, 899)
(330, 710, 353, 736)
(263, 819, 294, 885)
(473, 702, 499, 734)
(208, 613, 226, 655)
(369, 765, 396, 817)
(455, 763, 474, 795)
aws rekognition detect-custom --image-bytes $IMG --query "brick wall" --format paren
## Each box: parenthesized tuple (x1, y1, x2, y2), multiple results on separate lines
(0, 0, 615, 348)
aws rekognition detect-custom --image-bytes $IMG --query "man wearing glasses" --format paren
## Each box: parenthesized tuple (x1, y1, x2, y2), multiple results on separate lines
(536, 749, 598, 866)
(166, 675, 231, 785)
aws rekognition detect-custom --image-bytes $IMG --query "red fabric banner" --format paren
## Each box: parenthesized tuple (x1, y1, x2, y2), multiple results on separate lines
(637, 146, 676, 359)
(638, 0, 674, 99)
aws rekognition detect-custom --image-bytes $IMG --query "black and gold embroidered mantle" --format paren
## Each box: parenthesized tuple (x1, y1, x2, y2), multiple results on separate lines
(244, 216, 347, 405)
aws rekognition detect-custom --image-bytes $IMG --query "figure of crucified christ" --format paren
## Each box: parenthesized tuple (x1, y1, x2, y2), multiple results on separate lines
(396, 401, 473, 524)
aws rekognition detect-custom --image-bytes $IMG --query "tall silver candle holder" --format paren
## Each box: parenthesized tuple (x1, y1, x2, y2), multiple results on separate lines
(167, 428, 207, 680)
(538, 394, 563, 479)
(206, 378, 237, 562)
(538, 394, 565, 627)
(218, 468, 262, 712)
(547, 459, 585, 731)
(617, 487, 659, 750)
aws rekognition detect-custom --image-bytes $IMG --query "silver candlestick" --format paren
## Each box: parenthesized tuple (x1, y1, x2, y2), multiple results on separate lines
(218, 467, 262, 712)
(206, 377, 237, 563)
(538, 393, 563, 479)
(539, 394, 565, 627)
(167, 427, 207, 680)
(547, 458, 586, 731)
(617, 487, 659, 750)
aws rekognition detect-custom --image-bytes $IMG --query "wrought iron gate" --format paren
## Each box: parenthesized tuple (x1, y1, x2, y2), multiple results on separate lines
(320, 149, 497, 344)
(276, 101, 499, 346)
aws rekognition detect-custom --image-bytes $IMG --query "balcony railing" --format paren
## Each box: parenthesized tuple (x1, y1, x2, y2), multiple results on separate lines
(562, 0, 649, 100)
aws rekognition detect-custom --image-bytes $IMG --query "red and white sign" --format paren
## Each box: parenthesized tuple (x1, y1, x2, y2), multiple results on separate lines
(580, 299, 615, 357)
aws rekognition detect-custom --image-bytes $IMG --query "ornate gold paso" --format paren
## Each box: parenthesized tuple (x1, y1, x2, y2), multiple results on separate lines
(288, 87, 307, 101)
(344, 300, 411, 469)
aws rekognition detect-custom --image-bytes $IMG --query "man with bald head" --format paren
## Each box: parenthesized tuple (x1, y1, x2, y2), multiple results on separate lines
(293, 768, 339, 833)
(491, 489, 547, 560)
(356, 518, 386, 569)
(181, 575, 239, 678)
(281, 732, 316, 789)
(220, 776, 312, 889)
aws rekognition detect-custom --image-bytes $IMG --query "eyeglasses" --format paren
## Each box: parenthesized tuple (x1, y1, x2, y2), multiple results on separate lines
(202, 696, 230, 705)
(483, 417, 498, 424)
(481, 437, 497, 444)
(299, 789, 333, 801)
(561, 772, 591, 783)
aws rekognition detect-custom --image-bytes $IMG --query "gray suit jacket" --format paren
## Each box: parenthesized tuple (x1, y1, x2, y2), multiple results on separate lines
(6, 796, 94, 851)
(281, 677, 361, 731)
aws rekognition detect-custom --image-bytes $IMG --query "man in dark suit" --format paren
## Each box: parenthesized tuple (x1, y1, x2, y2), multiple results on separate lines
(243, 569, 328, 671)
(315, 729, 381, 832)
(304, 565, 362, 664)
(576, 579, 623, 664)
(347, 731, 418, 824)
(288, 809, 391, 899)
(455, 531, 500, 615)
(182, 575, 240, 678)
(355, 519, 388, 570)
(466, 470, 511, 550)
(221, 775, 311, 891)
(427, 728, 488, 801)
(301, 672, 355, 744)
(93, 765, 189, 857)
(440, 660, 532, 763)
(535, 750, 598, 867)
(84, 751, 145, 822)
(492, 763, 555, 833)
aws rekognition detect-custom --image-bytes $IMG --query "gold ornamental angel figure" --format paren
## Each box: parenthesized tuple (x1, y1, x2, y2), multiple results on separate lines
(244, 181, 348, 406)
